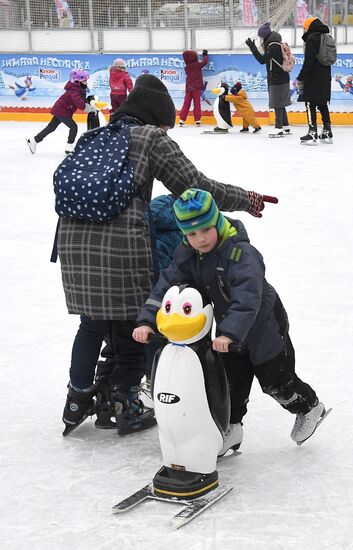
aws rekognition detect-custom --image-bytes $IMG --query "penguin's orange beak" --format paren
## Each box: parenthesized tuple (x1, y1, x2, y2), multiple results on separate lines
(211, 87, 222, 95)
(156, 310, 207, 342)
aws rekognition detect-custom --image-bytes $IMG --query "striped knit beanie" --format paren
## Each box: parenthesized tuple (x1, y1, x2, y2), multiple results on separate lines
(173, 189, 226, 236)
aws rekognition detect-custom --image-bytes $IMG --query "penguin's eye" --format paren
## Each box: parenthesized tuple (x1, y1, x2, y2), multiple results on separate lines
(182, 302, 192, 315)
(165, 301, 172, 314)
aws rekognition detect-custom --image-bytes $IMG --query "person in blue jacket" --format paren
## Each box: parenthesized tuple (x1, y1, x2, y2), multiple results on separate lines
(133, 188, 327, 453)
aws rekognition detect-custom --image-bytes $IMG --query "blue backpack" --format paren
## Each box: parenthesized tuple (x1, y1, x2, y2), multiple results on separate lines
(53, 118, 134, 222)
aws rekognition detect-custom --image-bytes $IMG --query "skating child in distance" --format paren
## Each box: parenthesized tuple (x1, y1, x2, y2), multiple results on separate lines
(26, 69, 100, 155)
(226, 82, 261, 133)
(109, 58, 133, 113)
(179, 49, 209, 127)
(133, 188, 328, 452)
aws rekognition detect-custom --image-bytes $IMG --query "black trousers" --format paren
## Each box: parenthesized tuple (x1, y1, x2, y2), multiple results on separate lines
(70, 315, 146, 390)
(222, 335, 317, 424)
(35, 115, 78, 144)
(274, 107, 289, 128)
(305, 102, 331, 127)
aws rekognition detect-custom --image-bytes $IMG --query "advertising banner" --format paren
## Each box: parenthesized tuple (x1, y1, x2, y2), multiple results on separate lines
(1, 52, 353, 117)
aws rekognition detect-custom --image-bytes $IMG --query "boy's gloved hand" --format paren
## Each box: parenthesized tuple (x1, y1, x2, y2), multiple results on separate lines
(202, 49, 208, 56)
(247, 191, 278, 218)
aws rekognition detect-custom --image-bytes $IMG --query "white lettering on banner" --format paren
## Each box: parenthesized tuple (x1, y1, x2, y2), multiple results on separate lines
(125, 57, 183, 69)
(1, 57, 90, 69)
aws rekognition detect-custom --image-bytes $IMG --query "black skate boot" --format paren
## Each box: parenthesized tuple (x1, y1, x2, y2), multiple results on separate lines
(239, 127, 249, 133)
(110, 385, 157, 435)
(300, 125, 318, 145)
(95, 382, 117, 429)
(62, 384, 97, 436)
(319, 123, 333, 144)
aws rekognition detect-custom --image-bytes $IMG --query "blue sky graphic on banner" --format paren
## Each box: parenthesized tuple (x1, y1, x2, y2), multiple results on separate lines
(1, 53, 353, 112)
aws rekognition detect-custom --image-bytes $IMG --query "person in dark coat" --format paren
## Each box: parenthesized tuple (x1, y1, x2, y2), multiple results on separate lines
(26, 69, 98, 155)
(297, 17, 333, 144)
(57, 74, 277, 436)
(246, 22, 291, 136)
(133, 188, 327, 452)
(179, 49, 209, 126)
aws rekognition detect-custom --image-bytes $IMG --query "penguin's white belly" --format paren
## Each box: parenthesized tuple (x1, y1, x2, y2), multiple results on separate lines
(154, 344, 223, 474)
(213, 97, 232, 129)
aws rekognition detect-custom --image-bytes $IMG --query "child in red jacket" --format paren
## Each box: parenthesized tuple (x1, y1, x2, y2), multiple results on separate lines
(179, 49, 209, 126)
(109, 58, 133, 113)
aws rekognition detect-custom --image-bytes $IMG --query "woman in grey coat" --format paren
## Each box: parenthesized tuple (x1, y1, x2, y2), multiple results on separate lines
(246, 21, 291, 137)
(58, 74, 275, 436)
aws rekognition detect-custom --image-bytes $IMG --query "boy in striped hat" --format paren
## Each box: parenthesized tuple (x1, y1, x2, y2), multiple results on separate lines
(134, 188, 327, 452)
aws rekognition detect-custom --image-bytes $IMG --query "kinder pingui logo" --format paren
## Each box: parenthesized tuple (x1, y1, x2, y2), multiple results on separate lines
(157, 392, 180, 404)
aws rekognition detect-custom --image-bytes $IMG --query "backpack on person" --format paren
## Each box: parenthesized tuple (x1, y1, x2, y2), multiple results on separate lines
(316, 33, 337, 66)
(268, 42, 296, 72)
(53, 117, 134, 223)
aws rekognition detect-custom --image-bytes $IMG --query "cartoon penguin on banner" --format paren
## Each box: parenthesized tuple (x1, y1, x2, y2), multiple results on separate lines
(150, 284, 230, 500)
(210, 81, 233, 132)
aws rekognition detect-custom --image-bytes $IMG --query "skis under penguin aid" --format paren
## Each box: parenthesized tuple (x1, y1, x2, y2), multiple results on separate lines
(112, 482, 233, 529)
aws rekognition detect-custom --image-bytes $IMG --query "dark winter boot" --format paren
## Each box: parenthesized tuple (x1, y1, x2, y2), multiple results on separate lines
(319, 123, 333, 144)
(62, 384, 97, 436)
(95, 382, 116, 429)
(110, 385, 157, 435)
(239, 127, 249, 133)
(300, 125, 318, 145)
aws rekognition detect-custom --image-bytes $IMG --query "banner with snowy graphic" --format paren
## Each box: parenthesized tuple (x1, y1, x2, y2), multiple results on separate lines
(1, 53, 353, 114)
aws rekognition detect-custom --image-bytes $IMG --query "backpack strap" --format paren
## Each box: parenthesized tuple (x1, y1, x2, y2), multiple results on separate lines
(50, 217, 60, 263)
(267, 42, 283, 71)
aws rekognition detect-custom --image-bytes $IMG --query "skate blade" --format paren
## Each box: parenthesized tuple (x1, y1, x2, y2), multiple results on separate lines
(300, 140, 318, 146)
(217, 448, 242, 462)
(113, 481, 233, 529)
(269, 134, 284, 138)
(319, 138, 333, 144)
(26, 139, 35, 154)
(201, 131, 230, 134)
(297, 407, 332, 446)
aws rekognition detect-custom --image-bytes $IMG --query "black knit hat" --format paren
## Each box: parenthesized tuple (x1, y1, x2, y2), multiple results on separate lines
(112, 74, 176, 128)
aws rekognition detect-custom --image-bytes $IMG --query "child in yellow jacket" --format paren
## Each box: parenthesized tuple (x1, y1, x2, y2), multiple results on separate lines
(225, 82, 261, 133)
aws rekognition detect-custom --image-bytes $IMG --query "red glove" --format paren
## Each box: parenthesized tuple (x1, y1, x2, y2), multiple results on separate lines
(247, 191, 278, 218)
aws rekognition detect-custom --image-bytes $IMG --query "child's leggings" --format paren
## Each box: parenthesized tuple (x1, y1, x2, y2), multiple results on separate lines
(179, 89, 202, 122)
(35, 115, 78, 144)
(222, 335, 318, 424)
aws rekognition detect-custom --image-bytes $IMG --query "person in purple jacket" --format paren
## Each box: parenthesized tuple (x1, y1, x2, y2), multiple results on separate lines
(179, 49, 209, 127)
(26, 69, 97, 155)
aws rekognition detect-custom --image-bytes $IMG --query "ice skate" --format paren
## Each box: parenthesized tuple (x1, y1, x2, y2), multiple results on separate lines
(110, 385, 156, 435)
(218, 423, 243, 457)
(283, 126, 291, 135)
(94, 382, 116, 429)
(253, 126, 262, 134)
(65, 142, 74, 154)
(291, 401, 331, 445)
(300, 125, 318, 145)
(62, 383, 97, 436)
(239, 127, 249, 133)
(26, 137, 37, 154)
(269, 128, 284, 138)
(319, 124, 333, 144)
(179, 120, 185, 127)
(195, 121, 201, 127)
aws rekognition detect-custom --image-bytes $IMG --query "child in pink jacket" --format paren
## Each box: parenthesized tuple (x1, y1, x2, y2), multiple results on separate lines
(109, 58, 133, 113)
(179, 49, 209, 126)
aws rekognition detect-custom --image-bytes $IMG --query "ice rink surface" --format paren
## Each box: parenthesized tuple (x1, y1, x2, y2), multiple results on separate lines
(1, 121, 353, 550)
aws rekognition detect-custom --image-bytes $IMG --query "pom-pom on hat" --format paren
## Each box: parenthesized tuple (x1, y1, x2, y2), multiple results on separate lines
(257, 21, 272, 39)
(303, 17, 318, 31)
(173, 188, 226, 236)
(114, 58, 126, 68)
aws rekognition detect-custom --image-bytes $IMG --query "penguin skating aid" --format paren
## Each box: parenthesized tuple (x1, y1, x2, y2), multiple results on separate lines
(202, 82, 233, 134)
(113, 285, 234, 528)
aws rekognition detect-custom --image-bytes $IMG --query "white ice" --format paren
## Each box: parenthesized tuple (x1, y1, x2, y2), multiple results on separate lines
(1, 121, 352, 550)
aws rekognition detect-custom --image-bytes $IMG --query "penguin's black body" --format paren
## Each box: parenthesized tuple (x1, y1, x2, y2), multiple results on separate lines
(211, 81, 233, 130)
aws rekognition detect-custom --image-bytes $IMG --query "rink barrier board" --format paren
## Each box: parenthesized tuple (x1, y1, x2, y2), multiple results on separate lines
(1, 110, 353, 125)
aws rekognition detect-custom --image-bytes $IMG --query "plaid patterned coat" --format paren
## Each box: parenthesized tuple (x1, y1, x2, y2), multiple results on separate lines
(57, 122, 250, 320)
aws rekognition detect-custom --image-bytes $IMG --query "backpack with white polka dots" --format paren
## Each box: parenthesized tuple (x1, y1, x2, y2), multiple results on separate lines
(53, 118, 134, 222)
